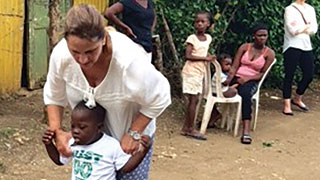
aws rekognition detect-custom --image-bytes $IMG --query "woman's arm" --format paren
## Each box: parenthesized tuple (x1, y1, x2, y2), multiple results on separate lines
(223, 43, 247, 85)
(307, 7, 318, 35)
(151, 9, 157, 34)
(104, 2, 136, 38)
(121, 52, 171, 154)
(284, 6, 310, 36)
(47, 105, 72, 157)
(47, 105, 64, 131)
(119, 135, 151, 173)
(120, 113, 151, 154)
(43, 39, 72, 157)
(185, 43, 214, 62)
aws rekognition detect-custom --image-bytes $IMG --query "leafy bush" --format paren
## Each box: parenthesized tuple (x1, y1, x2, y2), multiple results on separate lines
(155, 0, 320, 94)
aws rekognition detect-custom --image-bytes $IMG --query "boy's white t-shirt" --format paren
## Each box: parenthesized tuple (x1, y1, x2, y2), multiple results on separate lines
(60, 133, 131, 180)
(212, 72, 228, 94)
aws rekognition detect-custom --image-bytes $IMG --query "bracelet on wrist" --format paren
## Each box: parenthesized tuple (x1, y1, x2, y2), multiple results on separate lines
(127, 129, 142, 141)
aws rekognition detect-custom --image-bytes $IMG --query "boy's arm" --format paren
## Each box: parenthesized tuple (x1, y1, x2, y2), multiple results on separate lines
(45, 143, 64, 166)
(42, 130, 63, 166)
(118, 136, 151, 173)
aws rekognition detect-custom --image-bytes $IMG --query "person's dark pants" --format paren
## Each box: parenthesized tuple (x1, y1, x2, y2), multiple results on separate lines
(231, 78, 258, 120)
(283, 47, 315, 99)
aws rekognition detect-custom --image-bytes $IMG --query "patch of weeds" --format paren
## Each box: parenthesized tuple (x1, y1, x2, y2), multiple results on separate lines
(0, 127, 15, 139)
(170, 98, 186, 117)
(0, 162, 6, 173)
(262, 141, 274, 148)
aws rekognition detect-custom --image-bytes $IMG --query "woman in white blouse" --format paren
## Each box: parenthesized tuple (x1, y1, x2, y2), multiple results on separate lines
(43, 5, 171, 179)
(282, 0, 317, 115)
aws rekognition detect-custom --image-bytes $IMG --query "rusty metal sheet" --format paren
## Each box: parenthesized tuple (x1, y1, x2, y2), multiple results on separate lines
(26, 0, 50, 89)
(73, 0, 109, 12)
(0, 0, 25, 94)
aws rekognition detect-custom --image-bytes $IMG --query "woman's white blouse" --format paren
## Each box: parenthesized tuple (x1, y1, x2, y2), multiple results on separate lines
(44, 31, 171, 140)
(283, 2, 318, 52)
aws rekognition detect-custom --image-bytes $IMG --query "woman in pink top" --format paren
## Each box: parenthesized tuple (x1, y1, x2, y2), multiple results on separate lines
(223, 24, 275, 144)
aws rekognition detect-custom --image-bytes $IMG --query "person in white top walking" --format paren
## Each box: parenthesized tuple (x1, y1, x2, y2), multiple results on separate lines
(282, 0, 318, 115)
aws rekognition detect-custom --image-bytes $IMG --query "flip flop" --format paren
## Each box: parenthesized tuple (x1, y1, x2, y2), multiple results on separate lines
(291, 100, 309, 112)
(240, 134, 252, 145)
(180, 131, 207, 141)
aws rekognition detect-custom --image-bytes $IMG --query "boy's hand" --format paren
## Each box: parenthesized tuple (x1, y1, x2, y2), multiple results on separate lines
(42, 129, 55, 145)
(137, 135, 151, 153)
(222, 79, 231, 86)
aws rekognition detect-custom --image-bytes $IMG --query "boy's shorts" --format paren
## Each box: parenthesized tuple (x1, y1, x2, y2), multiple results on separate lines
(182, 74, 204, 95)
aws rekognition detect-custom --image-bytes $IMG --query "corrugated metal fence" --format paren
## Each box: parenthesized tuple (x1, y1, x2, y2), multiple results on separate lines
(73, 0, 108, 12)
(0, 0, 25, 93)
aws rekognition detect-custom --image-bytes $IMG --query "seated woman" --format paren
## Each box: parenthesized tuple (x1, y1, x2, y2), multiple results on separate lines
(223, 23, 275, 144)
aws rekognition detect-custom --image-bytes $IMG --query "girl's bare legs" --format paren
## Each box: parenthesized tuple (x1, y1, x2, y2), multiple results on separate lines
(182, 94, 200, 133)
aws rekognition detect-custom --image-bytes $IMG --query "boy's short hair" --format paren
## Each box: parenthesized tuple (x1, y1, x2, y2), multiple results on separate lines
(217, 53, 232, 64)
(73, 100, 106, 124)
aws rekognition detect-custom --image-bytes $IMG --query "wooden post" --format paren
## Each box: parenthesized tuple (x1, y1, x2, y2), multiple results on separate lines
(152, 34, 164, 72)
(160, 8, 180, 67)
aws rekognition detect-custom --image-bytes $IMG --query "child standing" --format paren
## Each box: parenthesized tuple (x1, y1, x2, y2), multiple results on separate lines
(209, 54, 238, 127)
(181, 11, 215, 140)
(42, 101, 150, 180)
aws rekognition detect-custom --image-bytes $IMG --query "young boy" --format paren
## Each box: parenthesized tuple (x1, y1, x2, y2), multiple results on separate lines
(209, 53, 238, 127)
(212, 53, 238, 96)
(42, 100, 150, 180)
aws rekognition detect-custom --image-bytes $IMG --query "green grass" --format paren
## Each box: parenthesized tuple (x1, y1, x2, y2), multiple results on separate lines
(0, 162, 6, 173)
(0, 127, 15, 139)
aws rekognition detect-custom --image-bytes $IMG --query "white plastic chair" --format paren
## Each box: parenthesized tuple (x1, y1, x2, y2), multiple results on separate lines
(251, 59, 277, 131)
(200, 61, 242, 137)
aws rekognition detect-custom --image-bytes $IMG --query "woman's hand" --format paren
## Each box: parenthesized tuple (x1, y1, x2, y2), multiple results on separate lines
(237, 76, 250, 85)
(124, 26, 137, 39)
(120, 134, 140, 155)
(54, 129, 72, 157)
(301, 23, 311, 34)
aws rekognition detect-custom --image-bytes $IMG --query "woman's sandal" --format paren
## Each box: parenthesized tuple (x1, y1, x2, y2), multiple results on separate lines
(240, 134, 252, 145)
(291, 100, 309, 112)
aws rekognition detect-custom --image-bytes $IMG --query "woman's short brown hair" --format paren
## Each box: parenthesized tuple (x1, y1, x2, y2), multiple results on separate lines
(65, 4, 105, 41)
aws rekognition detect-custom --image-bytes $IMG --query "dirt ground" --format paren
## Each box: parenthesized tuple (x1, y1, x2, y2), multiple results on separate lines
(0, 84, 320, 180)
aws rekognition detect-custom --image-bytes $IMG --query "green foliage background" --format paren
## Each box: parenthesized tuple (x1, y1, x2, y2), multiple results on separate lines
(154, 0, 320, 94)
